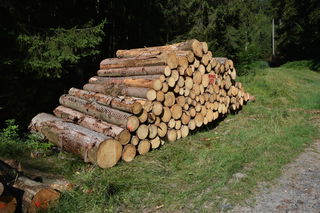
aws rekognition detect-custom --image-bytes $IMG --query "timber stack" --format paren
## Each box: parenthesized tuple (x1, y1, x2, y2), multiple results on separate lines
(29, 39, 252, 169)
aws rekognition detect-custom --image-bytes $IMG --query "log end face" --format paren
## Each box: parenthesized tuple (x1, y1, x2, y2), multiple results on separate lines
(97, 139, 122, 168)
(122, 144, 136, 162)
(127, 116, 140, 132)
(29, 188, 60, 213)
(132, 102, 143, 115)
(118, 129, 131, 145)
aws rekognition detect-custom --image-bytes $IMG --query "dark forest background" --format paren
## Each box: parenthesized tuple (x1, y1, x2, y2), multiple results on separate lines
(1, 0, 319, 130)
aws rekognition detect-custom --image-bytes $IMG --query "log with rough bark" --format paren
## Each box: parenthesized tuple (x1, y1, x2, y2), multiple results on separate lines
(116, 39, 203, 58)
(83, 83, 150, 99)
(69, 88, 143, 115)
(59, 95, 140, 132)
(53, 106, 131, 145)
(29, 113, 122, 168)
(97, 66, 166, 77)
(89, 76, 159, 89)
(13, 176, 60, 213)
(100, 52, 178, 69)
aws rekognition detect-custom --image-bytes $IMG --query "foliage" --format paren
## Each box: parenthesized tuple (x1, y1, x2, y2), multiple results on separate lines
(0, 119, 52, 157)
(17, 20, 106, 78)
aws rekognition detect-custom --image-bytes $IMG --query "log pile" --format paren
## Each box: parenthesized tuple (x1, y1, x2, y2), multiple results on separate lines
(30, 39, 252, 169)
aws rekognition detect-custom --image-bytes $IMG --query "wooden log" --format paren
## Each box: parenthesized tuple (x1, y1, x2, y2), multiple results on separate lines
(167, 129, 177, 142)
(0, 193, 17, 213)
(164, 92, 175, 107)
(181, 125, 189, 138)
(201, 42, 208, 53)
(168, 119, 176, 129)
(53, 106, 131, 145)
(138, 110, 148, 123)
(136, 124, 149, 140)
(116, 39, 203, 58)
(59, 95, 139, 132)
(13, 176, 60, 213)
(69, 88, 143, 115)
(0, 182, 3, 196)
(146, 89, 157, 101)
(150, 137, 161, 149)
(138, 140, 150, 155)
(170, 104, 183, 120)
(188, 119, 196, 130)
(83, 83, 150, 99)
(89, 77, 156, 89)
(157, 122, 168, 138)
(130, 136, 139, 146)
(195, 113, 204, 127)
(148, 124, 158, 139)
(121, 144, 136, 162)
(152, 101, 163, 116)
(29, 113, 122, 168)
(100, 52, 178, 69)
(97, 66, 166, 77)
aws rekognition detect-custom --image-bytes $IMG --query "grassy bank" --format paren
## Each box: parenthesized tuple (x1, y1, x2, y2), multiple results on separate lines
(1, 62, 320, 212)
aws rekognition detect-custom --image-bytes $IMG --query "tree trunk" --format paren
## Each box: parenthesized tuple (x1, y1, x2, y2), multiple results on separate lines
(69, 88, 142, 115)
(29, 113, 122, 168)
(53, 106, 131, 145)
(59, 95, 140, 132)
(97, 66, 166, 77)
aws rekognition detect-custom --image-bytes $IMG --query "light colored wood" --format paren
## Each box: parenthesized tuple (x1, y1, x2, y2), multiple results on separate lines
(153, 79, 163, 91)
(181, 125, 189, 138)
(146, 89, 157, 101)
(100, 52, 178, 69)
(69, 88, 142, 115)
(195, 113, 204, 127)
(122, 144, 136, 162)
(138, 110, 148, 123)
(168, 119, 176, 129)
(53, 106, 131, 145)
(156, 90, 165, 102)
(148, 124, 158, 139)
(167, 129, 177, 142)
(170, 104, 183, 120)
(29, 113, 122, 168)
(161, 106, 171, 123)
(188, 119, 196, 130)
(136, 124, 149, 140)
(150, 136, 161, 149)
(97, 66, 165, 77)
(164, 92, 175, 107)
(152, 101, 163, 116)
(138, 140, 151, 155)
(157, 122, 168, 138)
(130, 136, 139, 146)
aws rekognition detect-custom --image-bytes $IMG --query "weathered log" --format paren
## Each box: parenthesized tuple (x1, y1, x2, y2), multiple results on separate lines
(83, 83, 150, 99)
(53, 106, 131, 145)
(116, 39, 203, 58)
(89, 76, 159, 89)
(100, 52, 178, 69)
(59, 95, 139, 132)
(13, 176, 60, 213)
(29, 113, 122, 168)
(97, 66, 166, 77)
(138, 140, 151, 155)
(0, 193, 17, 213)
(69, 88, 142, 115)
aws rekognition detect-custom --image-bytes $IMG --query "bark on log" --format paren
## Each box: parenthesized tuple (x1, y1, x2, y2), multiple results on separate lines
(100, 52, 178, 69)
(116, 39, 203, 58)
(29, 113, 122, 168)
(13, 176, 60, 213)
(89, 76, 159, 89)
(69, 88, 143, 115)
(53, 106, 131, 145)
(97, 66, 165, 77)
(59, 95, 139, 132)
(83, 83, 150, 99)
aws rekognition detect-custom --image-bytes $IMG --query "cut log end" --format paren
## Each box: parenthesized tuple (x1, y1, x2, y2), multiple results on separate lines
(27, 188, 60, 213)
(126, 116, 140, 132)
(122, 144, 137, 162)
(0, 193, 17, 213)
(96, 139, 122, 168)
(138, 140, 151, 155)
(118, 129, 131, 145)
(132, 102, 143, 115)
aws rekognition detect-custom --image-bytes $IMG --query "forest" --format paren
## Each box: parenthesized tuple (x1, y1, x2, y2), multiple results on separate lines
(1, 0, 320, 129)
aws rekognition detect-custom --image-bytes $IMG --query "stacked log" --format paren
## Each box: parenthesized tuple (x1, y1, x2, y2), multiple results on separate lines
(30, 39, 252, 168)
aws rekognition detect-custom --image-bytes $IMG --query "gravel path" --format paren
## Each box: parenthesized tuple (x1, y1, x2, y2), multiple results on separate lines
(230, 139, 320, 213)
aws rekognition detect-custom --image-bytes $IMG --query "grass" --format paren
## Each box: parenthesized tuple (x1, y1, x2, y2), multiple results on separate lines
(1, 62, 320, 212)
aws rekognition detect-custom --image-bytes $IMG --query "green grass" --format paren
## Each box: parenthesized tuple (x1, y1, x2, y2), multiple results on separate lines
(1, 63, 320, 212)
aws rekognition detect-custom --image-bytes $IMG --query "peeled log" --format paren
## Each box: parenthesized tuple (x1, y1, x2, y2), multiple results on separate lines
(116, 39, 203, 58)
(29, 113, 122, 168)
(100, 52, 178, 69)
(53, 106, 131, 145)
(97, 66, 166, 77)
(13, 176, 60, 213)
(83, 83, 149, 99)
(59, 95, 140, 132)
